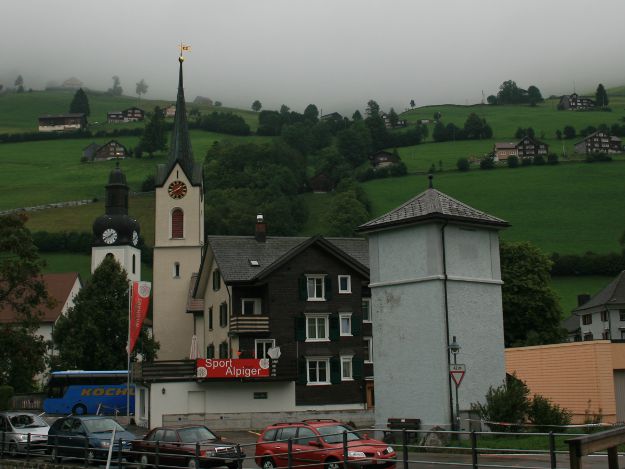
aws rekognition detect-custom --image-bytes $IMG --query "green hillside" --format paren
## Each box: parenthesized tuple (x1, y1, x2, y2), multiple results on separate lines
(0, 89, 259, 133)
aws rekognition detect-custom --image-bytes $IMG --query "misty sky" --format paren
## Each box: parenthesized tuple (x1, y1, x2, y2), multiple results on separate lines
(3, 0, 625, 114)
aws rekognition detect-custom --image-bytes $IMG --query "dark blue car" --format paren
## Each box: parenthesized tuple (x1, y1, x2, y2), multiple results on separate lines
(47, 416, 136, 464)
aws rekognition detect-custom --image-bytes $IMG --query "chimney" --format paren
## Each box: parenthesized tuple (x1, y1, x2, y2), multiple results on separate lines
(255, 214, 266, 243)
(577, 294, 591, 307)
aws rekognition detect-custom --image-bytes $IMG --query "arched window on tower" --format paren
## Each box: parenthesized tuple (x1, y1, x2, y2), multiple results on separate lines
(171, 208, 184, 239)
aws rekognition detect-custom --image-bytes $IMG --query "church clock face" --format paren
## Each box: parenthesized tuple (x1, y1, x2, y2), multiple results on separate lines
(168, 180, 187, 199)
(102, 228, 118, 245)
(132, 230, 139, 246)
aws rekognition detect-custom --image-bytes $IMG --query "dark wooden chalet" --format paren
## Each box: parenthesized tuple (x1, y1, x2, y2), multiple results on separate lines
(191, 217, 374, 408)
(516, 135, 549, 159)
(107, 107, 145, 124)
(574, 131, 622, 154)
(38, 114, 86, 132)
(558, 93, 596, 111)
(369, 150, 401, 168)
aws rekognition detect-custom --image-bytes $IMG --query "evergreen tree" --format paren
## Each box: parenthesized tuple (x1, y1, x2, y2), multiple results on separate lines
(596, 83, 609, 108)
(52, 256, 158, 370)
(140, 106, 167, 157)
(303, 104, 319, 123)
(14, 75, 24, 93)
(69, 88, 90, 116)
(0, 214, 49, 392)
(136, 79, 148, 100)
(352, 110, 363, 121)
(388, 108, 399, 128)
(251, 100, 262, 112)
(108, 75, 123, 96)
(409, 99, 415, 109)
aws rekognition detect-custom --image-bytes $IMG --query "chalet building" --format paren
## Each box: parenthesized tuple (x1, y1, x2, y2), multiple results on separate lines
(82, 140, 127, 161)
(369, 150, 401, 168)
(380, 112, 407, 128)
(163, 104, 176, 118)
(516, 135, 549, 159)
(493, 142, 518, 161)
(107, 107, 145, 124)
(558, 93, 596, 111)
(574, 131, 622, 154)
(320, 112, 342, 121)
(571, 271, 625, 342)
(38, 114, 86, 132)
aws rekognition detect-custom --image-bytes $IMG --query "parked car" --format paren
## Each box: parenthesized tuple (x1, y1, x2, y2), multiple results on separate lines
(0, 411, 50, 457)
(47, 416, 136, 464)
(255, 419, 396, 469)
(131, 425, 244, 469)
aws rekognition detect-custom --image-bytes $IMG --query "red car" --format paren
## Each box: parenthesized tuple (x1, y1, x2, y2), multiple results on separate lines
(255, 419, 396, 469)
(131, 425, 244, 469)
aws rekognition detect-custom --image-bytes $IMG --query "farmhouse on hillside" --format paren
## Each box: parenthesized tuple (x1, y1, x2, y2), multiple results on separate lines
(163, 104, 176, 118)
(82, 140, 128, 162)
(574, 130, 622, 154)
(62, 77, 84, 89)
(369, 150, 401, 168)
(38, 114, 86, 132)
(493, 142, 518, 161)
(493, 136, 548, 161)
(558, 93, 596, 111)
(107, 107, 145, 124)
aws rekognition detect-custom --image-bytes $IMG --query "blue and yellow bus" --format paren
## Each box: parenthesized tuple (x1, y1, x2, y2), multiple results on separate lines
(43, 371, 134, 416)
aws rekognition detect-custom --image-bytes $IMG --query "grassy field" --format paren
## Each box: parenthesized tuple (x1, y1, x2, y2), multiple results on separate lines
(0, 89, 260, 133)
(362, 162, 625, 255)
(0, 130, 272, 211)
(551, 276, 614, 315)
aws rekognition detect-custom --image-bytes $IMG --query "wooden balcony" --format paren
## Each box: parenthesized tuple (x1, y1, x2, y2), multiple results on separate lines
(230, 315, 270, 334)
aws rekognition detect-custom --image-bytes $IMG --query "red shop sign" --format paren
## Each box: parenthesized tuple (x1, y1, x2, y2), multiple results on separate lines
(196, 358, 270, 379)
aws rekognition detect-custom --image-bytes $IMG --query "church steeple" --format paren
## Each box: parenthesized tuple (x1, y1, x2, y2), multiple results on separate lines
(155, 55, 203, 187)
(105, 162, 129, 216)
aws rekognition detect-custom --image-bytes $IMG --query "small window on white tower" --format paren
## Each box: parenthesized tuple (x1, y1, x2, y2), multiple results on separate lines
(171, 208, 184, 239)
(173, 262, 180, 278)
(132, 255, 136, 274)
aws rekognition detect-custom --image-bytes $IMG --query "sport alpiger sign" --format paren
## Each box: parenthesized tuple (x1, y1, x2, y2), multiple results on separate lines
(196, 358, 271, 378)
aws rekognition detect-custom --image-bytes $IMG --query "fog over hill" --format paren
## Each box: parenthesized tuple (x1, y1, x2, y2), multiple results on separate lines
(2, 0, 625, 114)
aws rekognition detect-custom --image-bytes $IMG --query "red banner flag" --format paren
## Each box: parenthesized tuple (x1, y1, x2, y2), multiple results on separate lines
(128, 281, 151, 354)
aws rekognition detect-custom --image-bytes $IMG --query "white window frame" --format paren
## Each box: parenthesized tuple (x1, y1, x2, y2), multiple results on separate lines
(242, 298, 262, 315)
(341, 355, 354, 381)
(339, 313, 352, 336)
(305, 314, 330, 342)
(306, 357, 331, 385)
(254, 339, 275, 359)
(362, 298, 371, 323)
(364, 337, 373, 364)
(306, 275, 326, 301)
(338, 275, 351, 294)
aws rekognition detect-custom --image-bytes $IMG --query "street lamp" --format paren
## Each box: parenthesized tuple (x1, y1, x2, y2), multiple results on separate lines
(448, 336, 461, 434)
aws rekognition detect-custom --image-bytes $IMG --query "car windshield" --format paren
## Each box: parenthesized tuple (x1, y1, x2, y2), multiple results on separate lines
(83, 419, 126, 433)
(178, 427, 218, 443)
(316, 425, 362, 444)
(10, 414, 49, 429)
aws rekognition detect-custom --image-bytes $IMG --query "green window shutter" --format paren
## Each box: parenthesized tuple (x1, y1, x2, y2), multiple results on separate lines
(298, 275, 307, 301)
(206, 344, 214, 359)
(324, 276, 333, 300)
(329, 315, 340, 341)
(352, 314, 362, 337)
(352, 357, 364, 380)
(295, 317, 306, 341)
(297, 358, 307, 385)
(330, 357, 341, 384)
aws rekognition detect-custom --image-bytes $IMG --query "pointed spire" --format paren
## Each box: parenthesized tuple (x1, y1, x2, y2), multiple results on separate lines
(166, 55, 194, 177)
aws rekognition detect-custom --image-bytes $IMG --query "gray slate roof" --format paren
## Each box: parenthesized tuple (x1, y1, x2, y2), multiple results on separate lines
(358, 188, 509, 232)
(573, 271, 625, 313)
(206, 236, 369, 283)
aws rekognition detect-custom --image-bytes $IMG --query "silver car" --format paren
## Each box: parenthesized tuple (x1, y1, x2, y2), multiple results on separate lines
(0, 411, 49, 457)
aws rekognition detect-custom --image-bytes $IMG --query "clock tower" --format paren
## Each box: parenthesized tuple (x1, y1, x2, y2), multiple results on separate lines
(152, 55, 204, 359)
(92, 163, 142, 282)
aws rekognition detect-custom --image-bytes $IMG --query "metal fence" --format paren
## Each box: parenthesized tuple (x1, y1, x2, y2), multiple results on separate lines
(0, 426, 613, 469)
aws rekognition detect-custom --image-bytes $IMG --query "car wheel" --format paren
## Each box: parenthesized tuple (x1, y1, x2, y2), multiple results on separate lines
(49, 446, 60, 463)
(262, 457, 276, 469)
(8, 442, 17, 458)
(188, 458, 198, 469)
(72, 403, 88, 415)
(326, 459, 342, 469)
(139, 454, 150, 468)
(227, 463, 239, 469)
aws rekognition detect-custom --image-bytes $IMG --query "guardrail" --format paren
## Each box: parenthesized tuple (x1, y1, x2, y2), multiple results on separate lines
(1, 426, 623, 469)
(566, 425, 625, 469)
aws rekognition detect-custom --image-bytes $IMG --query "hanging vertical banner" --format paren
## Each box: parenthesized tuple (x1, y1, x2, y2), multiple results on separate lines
(128, 281, 151, 353)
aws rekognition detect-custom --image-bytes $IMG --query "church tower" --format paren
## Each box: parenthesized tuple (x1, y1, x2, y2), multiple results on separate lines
(152, 55, 204, 360)
(92, 163, 142, 282)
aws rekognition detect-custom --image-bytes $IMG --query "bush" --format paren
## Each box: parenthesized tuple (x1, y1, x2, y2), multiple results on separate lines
(134, 145, 143, 158)
(0, 385, 14, 410)
(507, 155, 519, 168)
(521, 157, 532, 166)
(533, 155, 545, 166)
(586, 152, 612, 163)
(547, 153, 559, 165)
(527, 395, 571, 432)
(471, 374, 530, 432)
(141, 175, 155, 192)
(479, 155, 495, 170)
(457, 157, 470, 172)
